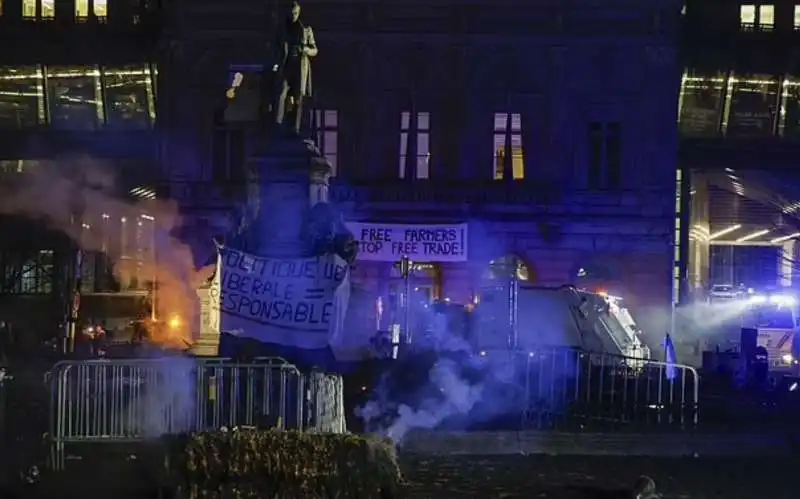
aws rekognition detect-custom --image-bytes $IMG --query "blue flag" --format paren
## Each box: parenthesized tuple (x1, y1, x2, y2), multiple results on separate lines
(664, 333, 677, 381)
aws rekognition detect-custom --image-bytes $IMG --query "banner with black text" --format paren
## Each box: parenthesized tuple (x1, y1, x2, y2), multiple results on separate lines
(346, 222, 468, 262)
(210, 248, 350, 350)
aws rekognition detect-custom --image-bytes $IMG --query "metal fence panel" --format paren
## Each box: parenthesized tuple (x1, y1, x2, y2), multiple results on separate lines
(476, 348, 699, 431)
(47, 357, 346, 469)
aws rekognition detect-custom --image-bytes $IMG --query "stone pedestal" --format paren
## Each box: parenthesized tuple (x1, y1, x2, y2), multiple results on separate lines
(195, 133, 341, 359)
(242, 137, 332, 256)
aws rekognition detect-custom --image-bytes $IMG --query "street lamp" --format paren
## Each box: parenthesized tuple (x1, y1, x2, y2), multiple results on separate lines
(399, 255, 412, 345)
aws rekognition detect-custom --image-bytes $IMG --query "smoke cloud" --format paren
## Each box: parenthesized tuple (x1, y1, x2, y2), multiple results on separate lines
(358, 301, 577, 443)
(0, 156, 212, 348)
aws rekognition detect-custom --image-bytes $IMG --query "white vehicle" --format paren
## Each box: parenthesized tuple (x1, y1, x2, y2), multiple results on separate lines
(472, 285, 650, 360)
(743, 291, 800, 372)
(708, 284, 747, 303)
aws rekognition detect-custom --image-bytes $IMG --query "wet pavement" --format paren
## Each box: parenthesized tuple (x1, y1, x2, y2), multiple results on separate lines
(400, 454, 798, 498)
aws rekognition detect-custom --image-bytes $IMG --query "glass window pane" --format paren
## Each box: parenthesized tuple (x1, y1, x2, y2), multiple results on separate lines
(323, 131, 337, 154)
(399, 132, 408, 178)
(416, 155, 429, 179)
(0, 66, 45, 128)
(417, 132, 430, 156)
(76, 0, 88, 17)
(493, 112, 507, 132)
(324, 110, 337, 127)
(678, 70, 726, 136)
(759, 5, 774, 26)
(22, 0, 35, 17)
(400, 111, 410, 130)
(780, 79, 800, 137)
(510, 113, 522, 132)
(740, 5, 756, 24)
(795, 6, 800, 28)
(47, 66, 103, 130)
(94, 0, 107, 17)
(417, 112, 430, 130)
(41, 0, 54, 18)
(726, 74, 778, 137)
(102, 66, 151, 129)
(493, 133, 504, 179)
(512, 146, 524, 179)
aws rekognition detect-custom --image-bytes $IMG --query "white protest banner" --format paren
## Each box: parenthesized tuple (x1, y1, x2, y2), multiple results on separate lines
(210, 248, 350, 349)
(345, 222, 468, 262)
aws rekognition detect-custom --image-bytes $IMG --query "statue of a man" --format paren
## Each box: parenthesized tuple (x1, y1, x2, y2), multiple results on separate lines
(270, 1, 318, 135)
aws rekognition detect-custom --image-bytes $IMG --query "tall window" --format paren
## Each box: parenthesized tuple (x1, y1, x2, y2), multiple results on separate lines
(76, 0, 108, 19)
(399, 111, 430, 179)
(587, 122, 622, 189)
(739, 4, 774, 30)
(493, 112, 524, 180)
(678, 70, 726, 136)
(758, 4, 774, 29)
(740, 5, 756, 28)
(2, 250, 54, 294)
(22, 0, 54, 19)
(102, 65, 156, 129)
(313, 109, 339, 177)
(211, 127, 245, 183)
(795, 5, 800, 30)
(0, 67, 46, 128)
(723, 73, 778, 137)
(47, 66, 103, 130)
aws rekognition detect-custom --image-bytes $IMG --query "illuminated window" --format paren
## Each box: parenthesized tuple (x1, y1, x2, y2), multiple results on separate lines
(399, 111, 430, 179)
(758, 5, 774, 29)
(795, 5, 800, 30)
(723, 73, 778, 137)
(313, 109, 338, 176)
(587, 122, 621, 189)
(2, 249, 54, 294)
(76, 0, 108, 19)
(46, 66, 103, 130)
(22, 0, 54, 19)
(493, 112, 524, 180)
(102, 65, 154, 129)
(678, 69, 727, 136)
(740, 5, 756, 28)
(780, 78, 800, 137)
(0, 66, 46, 128)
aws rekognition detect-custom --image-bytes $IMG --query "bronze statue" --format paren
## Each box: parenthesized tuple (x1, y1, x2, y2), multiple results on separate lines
(270, 1, 317, 135)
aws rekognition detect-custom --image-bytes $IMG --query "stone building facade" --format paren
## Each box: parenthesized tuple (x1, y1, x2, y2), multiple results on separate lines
(163, 0, 682, 337)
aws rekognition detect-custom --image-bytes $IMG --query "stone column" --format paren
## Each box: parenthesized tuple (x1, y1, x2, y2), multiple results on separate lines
(780, 240, 795, 287)
(688, 171, 710, 300)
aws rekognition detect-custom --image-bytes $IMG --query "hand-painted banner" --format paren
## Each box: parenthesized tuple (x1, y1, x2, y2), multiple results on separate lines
(209, 248, 350, 349)
(346, 222, 468, 262)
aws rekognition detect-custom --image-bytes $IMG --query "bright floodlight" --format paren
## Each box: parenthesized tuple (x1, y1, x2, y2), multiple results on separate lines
(709, 224, 742, 241)
(750, 295, 767, 304)
(736, 229, 770, 242)
(769, 295, 797, 306)
(771, 232, 800, 244)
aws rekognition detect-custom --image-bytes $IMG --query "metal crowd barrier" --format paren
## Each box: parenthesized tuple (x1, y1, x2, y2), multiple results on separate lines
(476, 348, 700, 431)
(47, 357, 346, 469)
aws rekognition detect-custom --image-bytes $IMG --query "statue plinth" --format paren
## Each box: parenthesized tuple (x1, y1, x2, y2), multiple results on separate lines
(242, 134, 332, 258)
